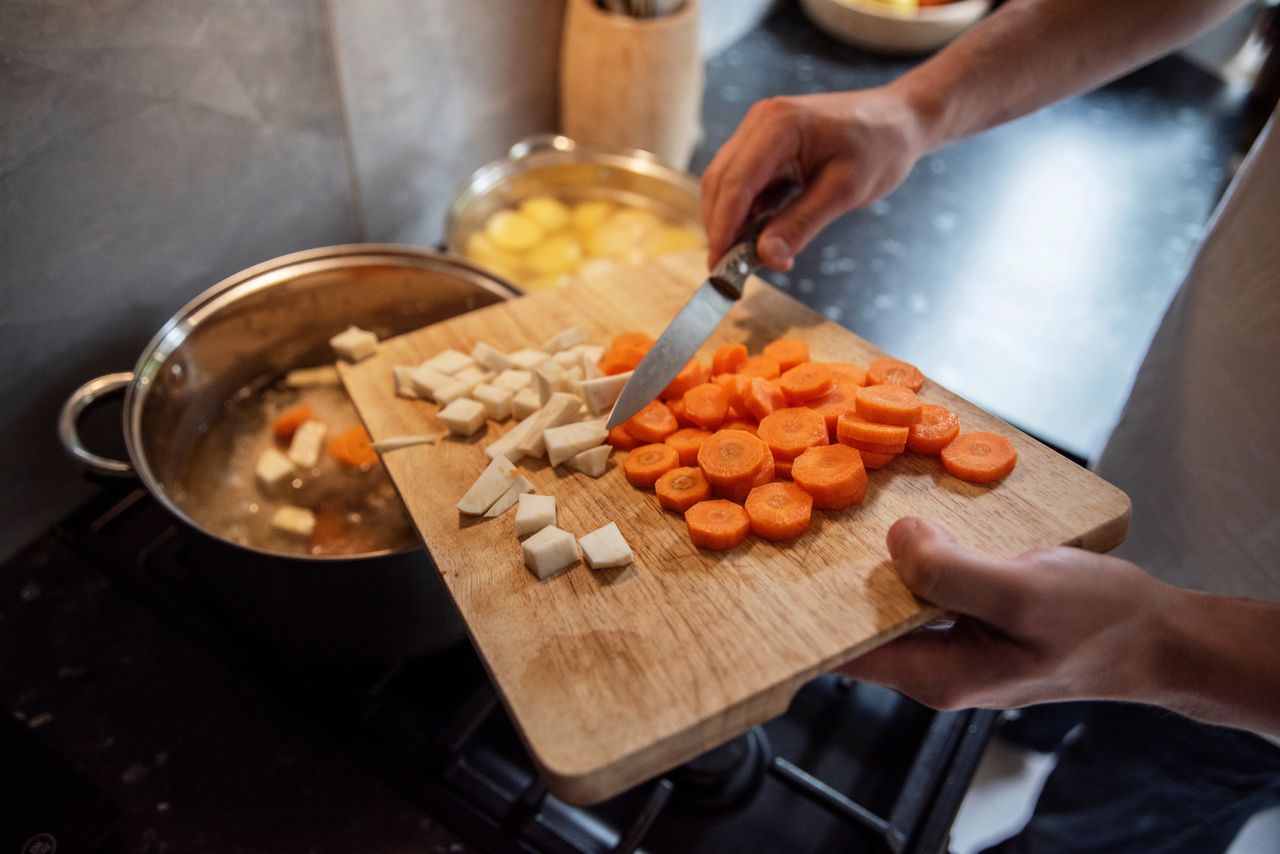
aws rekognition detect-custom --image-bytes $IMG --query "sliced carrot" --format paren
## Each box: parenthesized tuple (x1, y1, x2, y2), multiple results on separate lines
(941, 432, 1017, 483)
(715, 452, 775, 503)
(685, 500, 751, 551)
(745, 482, 813, 541)
(624, 400, 679, 443)
(855, 385, 924, 426)
(774, 458, 793, 479)
(656, 466, 712, 513)
(843, 438, 907, 456)
(599, 345, 646, 375)
(697, 429, 767, 489)
(667, 397, 693, 428)
(907, 404, 961, 455)
(866, 357, 925, 392)
(272, 403, 312, 441)
(665, 427, 713, 466)
(711, 343, 748, 376)
(836, 411, 910, 446)
(822, 362, 868, 387)
(624, 443, 680, 488)
(744, 376, 787, 420)
(722, 418, 758, 435)
(607, 423, 640, 450)
(611, 331, 654, 352)
(738, 355, 782, 381)
(330, 425, 378, 468)
(661, 358, 708, 401)
(715, 373, 746, 411)
(861, 451, 897, 469)
(762, 339, 810, 372)
(683, 382, 730, 429)
(757, 407, 829, 461)
(811, 382, 861, 438)
(792, 444, 867, 509)
(780, 363, 833, 404)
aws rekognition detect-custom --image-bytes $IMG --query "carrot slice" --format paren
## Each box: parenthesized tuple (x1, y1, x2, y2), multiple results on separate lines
(941, 432, 1017, 483)
(272, 403, 312, 441)
(861, 451, 897, 469)
(866, 357, 925, 392)
(683, 382, 729, 429)
(792, 444, 867, 509)
(855, 385, 924, 426)
(667, 397, 693, 428)
(685, 500, 751, 550)
(711, 343, 748, 376)
(745, 482, 813, 541)
(780, 363, 833, 404)
(715, 452, 775, 503)
(697, 429, 767, 488)
(722, 419, 758, 435)
(624, 443, 680, 488)
(836, 411, 910, 446)
(661, 358, 708, 401)
(757, 407, 829, 461)
(762, 339, 810, 372)
(330, 425, 378, 468)
(607, 423, 640, 450)
(599, 345, 647, 375)
(822, 362, 868, 387)
(744, 376, 787, 420)
(611, 331, 654, 352)
(715, 374, 746, 411)
(811, 382, 861, 438)
(656, 466, 712, 513)
(843, 438, 907, 456)
(624, 400, 679, 443)
(738, 355, 782, 380)
(907, 404, 961, 455)
(665, 427, 713, 466)
(774, 458, 793, 479)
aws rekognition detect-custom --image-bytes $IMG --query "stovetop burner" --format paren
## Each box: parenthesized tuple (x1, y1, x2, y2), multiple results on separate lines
(668, 727, 771, 812)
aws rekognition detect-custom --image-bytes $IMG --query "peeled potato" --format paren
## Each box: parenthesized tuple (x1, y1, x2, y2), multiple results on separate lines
(485, 210, 544, 252)
(465, 232, 524, 280)
(519, 196, 572, 232)
(571, 201, 615, 232)
(525, 233, 584, 276)
(585, 215, 651, 260)
(609, 207, 663, 236)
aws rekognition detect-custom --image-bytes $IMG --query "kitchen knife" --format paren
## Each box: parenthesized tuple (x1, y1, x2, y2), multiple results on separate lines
(606, 183, 800, 429)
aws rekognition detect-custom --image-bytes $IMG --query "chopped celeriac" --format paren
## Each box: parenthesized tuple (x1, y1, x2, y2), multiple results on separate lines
(544, 419, 608, 467)
(483, 475, 534, 518)
(565, 444, 611, 478)
(329, 326, 379, 363)
(522, 525, 579, 579)
(514, 493, 557, 538)
(578, 522, 633, 569)
(439, 397, 488, 437)
(457, 456, 518, 515)
(422, 348, 476, 376)
(473, 382, 514, 421)
(271, 505, 316, 538)
(287, 420, 327, 469)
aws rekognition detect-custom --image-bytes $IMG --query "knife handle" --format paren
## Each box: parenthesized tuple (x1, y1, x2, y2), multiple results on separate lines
(709, 181, 802, 300)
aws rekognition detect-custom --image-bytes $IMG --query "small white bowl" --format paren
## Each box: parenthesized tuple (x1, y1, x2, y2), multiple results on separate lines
(799, 0, 992, 55)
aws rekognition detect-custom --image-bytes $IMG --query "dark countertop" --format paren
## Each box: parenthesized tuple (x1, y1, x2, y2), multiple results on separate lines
(691, 4, 1244, 460)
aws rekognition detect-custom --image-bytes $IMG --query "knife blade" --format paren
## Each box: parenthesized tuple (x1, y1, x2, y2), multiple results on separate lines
(605, 183, 800, 429)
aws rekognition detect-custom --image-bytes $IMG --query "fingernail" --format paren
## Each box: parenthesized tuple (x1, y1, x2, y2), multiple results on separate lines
(759, 235, 790, 267)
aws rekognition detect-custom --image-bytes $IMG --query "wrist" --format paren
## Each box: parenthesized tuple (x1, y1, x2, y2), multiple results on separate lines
(1140, 584, 1213, 714)
(885, 72, 952, 155)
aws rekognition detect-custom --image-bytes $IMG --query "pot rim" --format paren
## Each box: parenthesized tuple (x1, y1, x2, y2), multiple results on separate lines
(121, 243, 520, 563)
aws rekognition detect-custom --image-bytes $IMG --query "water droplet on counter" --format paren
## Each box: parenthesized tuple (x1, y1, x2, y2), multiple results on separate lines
(798, 279, 815, 294)
(823, 305, 843, 322)
(933, 212, 957, 234)
(869, 200, 891, 217)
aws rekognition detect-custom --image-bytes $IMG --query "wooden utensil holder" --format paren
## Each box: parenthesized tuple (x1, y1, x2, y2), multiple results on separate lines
(560, 0, 703, 169)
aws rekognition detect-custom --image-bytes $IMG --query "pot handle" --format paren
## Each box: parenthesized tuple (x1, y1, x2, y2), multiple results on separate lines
(58, 372, 135, 478)
(507, 133, 578, 160)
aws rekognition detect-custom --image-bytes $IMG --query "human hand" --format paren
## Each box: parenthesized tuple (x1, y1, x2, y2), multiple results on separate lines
(700, 86, 935, 272)
(837, 517, 1181, 711)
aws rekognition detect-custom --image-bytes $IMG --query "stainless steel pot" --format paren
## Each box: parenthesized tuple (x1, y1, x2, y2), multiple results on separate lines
(59, 245, 519, 660)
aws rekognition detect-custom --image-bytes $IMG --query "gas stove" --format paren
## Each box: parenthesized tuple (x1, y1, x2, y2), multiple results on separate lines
(1, 484, 994, 853)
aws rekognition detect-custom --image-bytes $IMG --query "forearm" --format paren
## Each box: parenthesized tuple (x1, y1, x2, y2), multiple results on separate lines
(891, 0, 1252, 149)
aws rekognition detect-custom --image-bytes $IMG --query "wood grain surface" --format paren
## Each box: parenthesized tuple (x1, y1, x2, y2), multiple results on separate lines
(339, 252, 1131, 805)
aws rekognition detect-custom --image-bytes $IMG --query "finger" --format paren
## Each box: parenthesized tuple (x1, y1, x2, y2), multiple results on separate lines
(755, 164, 855, 270)
(886, 517, 1031, 626)
(705, 129, 799, 265)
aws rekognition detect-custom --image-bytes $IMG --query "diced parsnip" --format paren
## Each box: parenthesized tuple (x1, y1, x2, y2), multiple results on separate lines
(473, 383, 513, 421)
(483, 475, 534, 518)
(512, 387, 542, 420)
(534, 360, 564, 405)
(484, 416, 541, 462)
(578, 522, 634, 569)
(287, 420, 327, 469)
(472, 341, 515, 372)
(422, 348, 476, 376)
(453, 365, 494, 388)
(541, 325, 589, 353)
(457, 456, 518, 515)
(509, 348, 552, 371)
(514, 493, 557, 538)
(432, 381, 472, 407)
(544, 419, 609, 467)
(439, 398, 488, 437)
(329, 326, 379, 363)
(255, 447, 295, 492)
(392, 366, 419, 399)
(561, 365, 585, 392)
(271, 505, 316, 538)
(515, 392, 582, 459)
(522, 525, 579, 580)
(577, 344, 605, 365)
(580, 350, 602, 380)
(579, 371, 633, 415)
(493, 369, 534, 392)
(565, 444, 611, 477)
(284, 365, 342, 388)
(371, 433, 442, 452)
(410, 363, 453, 400)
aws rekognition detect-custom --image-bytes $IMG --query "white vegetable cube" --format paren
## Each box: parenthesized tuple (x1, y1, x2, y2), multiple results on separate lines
(452, 365, 494, 389)
(541, 325, 589, 353)
(472, 341, 515, 372)
(410, 364, 453, 400)
(494, 369, 534, 392)
(509, 348, 552, 370)
(432, 380, 473, 407)
(271, 505, 316, 538)
(438, 397, 488, 437)
(512, 387, 542, 420)
(422, 348, 476, 375)
(580, 352, 602, 380)
(287, 420, 327, 470)
(544, 420, 608, 467)
(533, 359, 563, 404)
(576, 344, 605, 365)
(578, 522, 633, 570)
(473, 382, 514, 421)
(329, 326, 379, 362)
(483, 476, 534, 518)
(515, 392, 582, 458)
(514, 493, 557, 538)
(457, 456, 518, 515)
(285, 365, 341, 387)
(566, 444, 611, 478)
(561, 365, 585, 391)
(255, 447, 296, 493)
(579, 371, 633, 415)
(392, 365, 419, 399)
(522, 525, 579, 580)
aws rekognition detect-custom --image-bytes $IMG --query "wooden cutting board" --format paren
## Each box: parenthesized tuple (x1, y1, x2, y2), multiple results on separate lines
(339, 252, 1130, 805)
